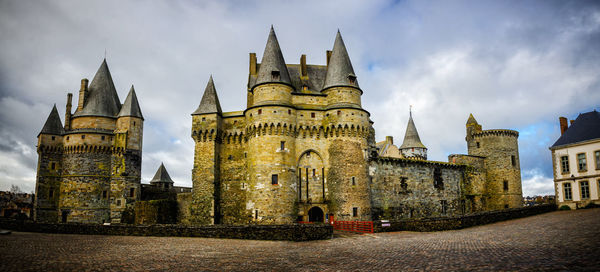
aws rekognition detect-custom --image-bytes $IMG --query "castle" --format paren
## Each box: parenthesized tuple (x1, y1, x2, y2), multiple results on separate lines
(34, 27, 523, 225)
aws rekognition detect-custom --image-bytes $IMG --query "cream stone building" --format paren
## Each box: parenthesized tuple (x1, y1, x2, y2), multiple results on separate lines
(550, 110, 600, 209)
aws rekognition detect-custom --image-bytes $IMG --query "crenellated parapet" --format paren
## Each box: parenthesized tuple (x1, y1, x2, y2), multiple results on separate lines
(472, 129, 519, 138)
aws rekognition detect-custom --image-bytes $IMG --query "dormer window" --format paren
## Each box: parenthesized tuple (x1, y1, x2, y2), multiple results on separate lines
(348, 74, 357, 84)
(271, 70, 280, 80)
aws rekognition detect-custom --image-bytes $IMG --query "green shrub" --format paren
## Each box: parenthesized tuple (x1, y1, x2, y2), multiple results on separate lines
(559, 205, 571, 210)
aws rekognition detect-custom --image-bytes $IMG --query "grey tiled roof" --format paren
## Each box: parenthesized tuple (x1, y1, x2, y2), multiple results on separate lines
(117, 85, 143, 119)
(73, 59, 122, 118)
(253, 26, 293, 89)
(39, 104, 64, 135)
(150, 163, 174, 184)
(551, 110, 600, 148)
(322, 31, 359, 91)
(400, 114, 426, 149)
(192, 75, 222, 115)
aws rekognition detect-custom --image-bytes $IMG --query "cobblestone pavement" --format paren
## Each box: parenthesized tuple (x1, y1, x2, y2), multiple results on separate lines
(1, 209, 599, 271)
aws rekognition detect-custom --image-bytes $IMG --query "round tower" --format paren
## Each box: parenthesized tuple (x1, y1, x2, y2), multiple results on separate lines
(322, 31, 371, 221)
(466, 115, 523, 210)
(60, 61, 120, 223)
(399, 109, 427, 160)
(245, 27, 298, 224)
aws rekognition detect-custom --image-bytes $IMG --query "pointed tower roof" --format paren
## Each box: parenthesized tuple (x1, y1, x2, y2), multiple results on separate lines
(150, 163, 174, 184)
(253, 26, 292, 89)
(39, 104, 64, 135)
(323, 30, 360, 91)
(192, 76, 222, 115)
(73, 59, 121, 118)
(466, 113, 478, 125)
(118, 85, 144, 119)
(400, 111, 426, 149)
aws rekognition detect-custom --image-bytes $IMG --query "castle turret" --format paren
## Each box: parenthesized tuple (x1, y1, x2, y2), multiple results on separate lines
(244, 27, 298, 224)
(191, 76, 223, 224)
(322, 31, 371, 221)
(34, 105, 64, 222)
(399, 110, 427, 160)
(60, 59, 121, 223)
(465, 114, 522, 210)
(111, 85, 144, 222)
(150, 163, 174, 190)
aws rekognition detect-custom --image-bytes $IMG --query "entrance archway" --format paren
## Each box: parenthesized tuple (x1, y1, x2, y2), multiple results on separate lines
(297, 150, 326, 203)
(308, 207, 324, 222)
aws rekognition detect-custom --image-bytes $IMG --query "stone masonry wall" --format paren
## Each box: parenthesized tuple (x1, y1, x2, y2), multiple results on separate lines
(369, 158, 464, 220)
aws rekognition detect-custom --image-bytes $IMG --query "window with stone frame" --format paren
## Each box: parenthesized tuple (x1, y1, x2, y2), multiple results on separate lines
(511, 155, 516, 167)
(129, 188, 135, 198)
(580, 181, 590, 199)
(352, 207, 358, 217)
(595, 150, 600, 170)
(577, 153, 587, 171)
(271, 174, 278, 185)
(433, 168, 444, 190)
(49, 188, 54, 198)
(560, 156, 569, 173)
(280, 141, 285, 150)
(351, 176, 356, 186)
(102, 190, 108, 199)
(503, 180, 509, 192)
(563, 183, 572, 201)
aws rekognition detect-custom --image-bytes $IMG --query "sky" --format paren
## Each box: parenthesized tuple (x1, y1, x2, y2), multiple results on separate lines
(0, 0, 599, 196)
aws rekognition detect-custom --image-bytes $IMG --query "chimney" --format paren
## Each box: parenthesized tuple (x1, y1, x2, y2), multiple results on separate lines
(77, 78, 88, 111)
(249, 53, 257, 76)
(300, 54, 307, 77)
(386, 136, 393, 145)
(570, 120, 575, 125)
(65, 93, 73, 131)
(326, 50, 332, 66)
(559, 117, 568, 135)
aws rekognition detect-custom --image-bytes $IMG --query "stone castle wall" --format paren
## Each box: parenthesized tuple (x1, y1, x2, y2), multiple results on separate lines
(369, 158, 464, 220)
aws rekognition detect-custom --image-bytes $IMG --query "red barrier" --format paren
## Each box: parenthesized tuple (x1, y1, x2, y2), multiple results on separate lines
(333, 221, 374, 233)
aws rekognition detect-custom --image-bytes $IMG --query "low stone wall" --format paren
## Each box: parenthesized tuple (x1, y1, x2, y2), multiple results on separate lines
(374, 204, 556, 232)
(0, 220, 332, 241)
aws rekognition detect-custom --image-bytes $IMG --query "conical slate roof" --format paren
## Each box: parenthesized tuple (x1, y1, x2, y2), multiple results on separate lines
(322, 30, 360, 90)
(466, 113, 478, 125)
(118, 85, 144, 119)
(39, 104, 64, 135)
(253, 26, 292, 88)
(73, 59, 121, 118)
(400, 113, 426, 149)
(150, 163, 174, 184)
(192, 76, 222, 115)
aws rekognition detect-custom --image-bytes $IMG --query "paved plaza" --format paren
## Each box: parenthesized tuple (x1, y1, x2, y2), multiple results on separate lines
(1, 209, 599, 271)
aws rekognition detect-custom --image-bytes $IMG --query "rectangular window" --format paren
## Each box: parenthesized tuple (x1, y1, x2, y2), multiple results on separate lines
(258, 109, 262, 115)
(511, 155, 516, 167)
(102, 190, 108, 199)
(312, 169, 316, 177)
(441, 200, 447, 215)
(49, 189, 54, 198)
(352, 207, 358, 217)
(255, 209, 259, 219)
(503, 180, 509, 192)
(311, 112, 315, 118)
(476, 142, 480, 148)
(595, 151, 600, 170)
(561, 156, 570, 173)
(271, 174, 278, 185)
(51, 136, 55, 140)
(351, 177, 356, 186)
(129, 188, 135, 198)
(51, 162, 56, 170)
(101, 135, 105, 140)
(577, 153, 587, 171)
(280, 141, 285, 150)
(81, 135, 85, 139)
(117, 199, 122, 206)
(580, 181, 590, 199)
(563, 183, 572, 201)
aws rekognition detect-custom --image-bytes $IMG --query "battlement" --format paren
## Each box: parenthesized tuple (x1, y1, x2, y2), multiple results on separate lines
(472, 129, 519, 138)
